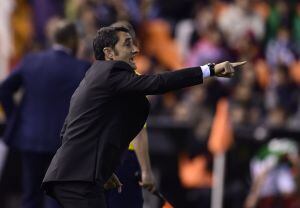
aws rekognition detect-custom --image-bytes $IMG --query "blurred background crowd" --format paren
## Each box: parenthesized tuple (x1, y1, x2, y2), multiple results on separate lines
(0, 0, 300, 208)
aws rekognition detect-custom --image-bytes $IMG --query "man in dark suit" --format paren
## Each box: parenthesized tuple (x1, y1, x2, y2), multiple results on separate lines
(42, 25, 246, 208)
(0, 19, 90, 208)
(104, 21, 155, 208)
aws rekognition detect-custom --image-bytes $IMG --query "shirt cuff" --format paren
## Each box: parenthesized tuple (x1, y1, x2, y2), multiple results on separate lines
(201, 64, 211, 78)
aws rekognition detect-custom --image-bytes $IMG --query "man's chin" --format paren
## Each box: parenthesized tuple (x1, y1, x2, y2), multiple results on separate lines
(129, 62, 137, 70)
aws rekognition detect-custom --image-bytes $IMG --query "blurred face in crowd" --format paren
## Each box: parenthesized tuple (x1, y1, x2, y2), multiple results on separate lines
(106, 31, 139, 69)
(267, 107, 286, 128)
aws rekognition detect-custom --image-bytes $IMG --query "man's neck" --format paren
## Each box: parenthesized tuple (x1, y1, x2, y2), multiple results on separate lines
(52, 44, 72, 55)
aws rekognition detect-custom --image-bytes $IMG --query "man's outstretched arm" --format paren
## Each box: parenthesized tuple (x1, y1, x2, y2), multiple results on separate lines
(108, 61, 247, 95)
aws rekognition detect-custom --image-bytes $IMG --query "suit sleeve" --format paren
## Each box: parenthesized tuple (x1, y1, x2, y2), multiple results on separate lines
(0, 67, 23, 117)
(108, 62, 203, 95)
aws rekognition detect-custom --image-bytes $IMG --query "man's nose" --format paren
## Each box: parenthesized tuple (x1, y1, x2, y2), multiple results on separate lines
(132, 45, 139, 54)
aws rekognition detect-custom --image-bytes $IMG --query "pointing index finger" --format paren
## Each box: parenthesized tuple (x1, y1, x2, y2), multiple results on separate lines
(231, 61, 247, 67)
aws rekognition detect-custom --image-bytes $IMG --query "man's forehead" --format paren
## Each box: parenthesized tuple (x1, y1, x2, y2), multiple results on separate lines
(117, 31, 132, 40)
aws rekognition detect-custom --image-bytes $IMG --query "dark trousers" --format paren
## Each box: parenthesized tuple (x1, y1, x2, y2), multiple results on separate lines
(46, 181, 106, 208)
(21, 151, 60, 208)
(105, 150, 143, 208)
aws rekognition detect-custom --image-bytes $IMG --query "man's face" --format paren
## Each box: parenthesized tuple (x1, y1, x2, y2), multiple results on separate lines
(111, 31, 139, 69)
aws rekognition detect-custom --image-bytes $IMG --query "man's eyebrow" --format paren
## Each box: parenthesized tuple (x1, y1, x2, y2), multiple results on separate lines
(123, 37, 132, 44)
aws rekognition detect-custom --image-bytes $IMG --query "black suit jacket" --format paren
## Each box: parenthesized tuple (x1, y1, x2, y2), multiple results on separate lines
(43, 60, 203, 186)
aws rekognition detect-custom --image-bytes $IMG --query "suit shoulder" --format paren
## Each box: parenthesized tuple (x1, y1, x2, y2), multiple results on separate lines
(22, 51, 44, 60)
(76, 60, 91, 70)
(87, 61, 133, 78)
(24, 50, 58, 63)
(16, 52, 45, 69)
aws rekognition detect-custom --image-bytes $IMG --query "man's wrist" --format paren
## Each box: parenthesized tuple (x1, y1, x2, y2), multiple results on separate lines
(201, 63, 215, 78)
(208, 63, 215, 76)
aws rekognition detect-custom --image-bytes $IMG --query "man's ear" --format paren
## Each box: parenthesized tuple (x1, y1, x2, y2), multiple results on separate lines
(103, 47, 114, 60)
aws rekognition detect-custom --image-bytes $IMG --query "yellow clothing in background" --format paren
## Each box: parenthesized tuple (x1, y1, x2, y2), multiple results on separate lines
(128, 124, 147, 151)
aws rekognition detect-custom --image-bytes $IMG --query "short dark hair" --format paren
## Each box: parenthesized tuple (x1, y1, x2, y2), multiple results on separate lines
(53, 21, 77, 45)
(110, 21, 135, 39)
(93, 26, 129, 60)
